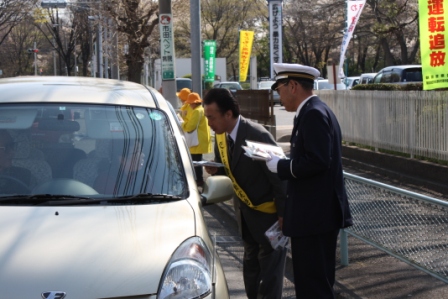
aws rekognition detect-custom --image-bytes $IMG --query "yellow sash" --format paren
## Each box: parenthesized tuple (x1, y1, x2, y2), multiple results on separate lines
(216, 133, 277, 214)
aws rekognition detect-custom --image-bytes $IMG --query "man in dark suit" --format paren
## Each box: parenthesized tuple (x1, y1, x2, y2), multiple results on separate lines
(203, 88, 287, 299)
(266, 63, 353, 298)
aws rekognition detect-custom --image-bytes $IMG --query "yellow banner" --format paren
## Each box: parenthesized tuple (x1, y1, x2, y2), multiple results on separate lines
(418, 0, 448, 90)
(239, 30, 254, 82)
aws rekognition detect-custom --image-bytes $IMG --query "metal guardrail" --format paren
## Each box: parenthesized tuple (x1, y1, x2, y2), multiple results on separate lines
(318, 90, 448, 162)
(341, 172, 448, 283)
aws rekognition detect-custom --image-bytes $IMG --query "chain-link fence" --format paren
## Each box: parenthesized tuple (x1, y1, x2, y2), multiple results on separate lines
(342, 172, 448, 283)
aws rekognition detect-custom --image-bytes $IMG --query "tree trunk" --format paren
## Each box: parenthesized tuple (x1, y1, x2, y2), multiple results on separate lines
(126, 42, 145, 83)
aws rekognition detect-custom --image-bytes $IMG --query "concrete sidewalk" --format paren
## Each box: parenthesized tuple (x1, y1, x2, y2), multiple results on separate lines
(202, 140, 448, 298)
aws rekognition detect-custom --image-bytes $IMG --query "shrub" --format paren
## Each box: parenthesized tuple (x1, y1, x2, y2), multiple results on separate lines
(352, 83, 423, 91)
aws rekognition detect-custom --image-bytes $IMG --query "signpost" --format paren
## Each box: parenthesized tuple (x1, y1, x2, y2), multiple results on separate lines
(159, 14, 175, 80)
(268, 0, 283, 79)
(41, 0, 66, 8)
(204, 40, 216, 84)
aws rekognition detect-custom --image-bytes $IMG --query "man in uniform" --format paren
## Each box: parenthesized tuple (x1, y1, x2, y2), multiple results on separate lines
(266, 63, 353, 298)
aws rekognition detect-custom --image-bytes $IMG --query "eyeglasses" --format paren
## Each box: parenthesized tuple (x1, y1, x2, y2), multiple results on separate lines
(274, 81, 289, 91)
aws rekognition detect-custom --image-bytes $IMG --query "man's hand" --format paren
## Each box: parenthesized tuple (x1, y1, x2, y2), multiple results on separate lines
(278, 217, 283, 230)
(266, 151, 281, 173)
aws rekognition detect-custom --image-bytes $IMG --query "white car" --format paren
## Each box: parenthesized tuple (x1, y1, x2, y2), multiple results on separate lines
(0, 76, 234, 299)
(314, 79, 347, 90)
(258, 80, 281, 105)
(344, 76, 360, 90)
(359, 72, 377, 84)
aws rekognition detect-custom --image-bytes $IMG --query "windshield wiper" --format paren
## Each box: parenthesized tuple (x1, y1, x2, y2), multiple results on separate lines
(102, 193, 183, 204)
(0, 193, 183, 206)
(0, 194, 92, 205)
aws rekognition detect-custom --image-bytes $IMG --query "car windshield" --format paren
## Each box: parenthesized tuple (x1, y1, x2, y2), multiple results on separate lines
(0, 103, 187, 204)
(221, 83, 241, 90)
(258, 81, 275, 89)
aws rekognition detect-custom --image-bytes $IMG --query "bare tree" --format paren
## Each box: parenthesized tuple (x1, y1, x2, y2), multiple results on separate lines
(194, 0, 266, 80)
(0, 0, 37, 46)
(368, 0, 419, 65)
(282, 0, 346, 77)
(35, 5, 80, 76)
(103, 0, 159, 83)
(0, 16, 43, 76)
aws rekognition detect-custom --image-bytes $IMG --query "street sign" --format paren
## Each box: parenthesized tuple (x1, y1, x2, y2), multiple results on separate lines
(204, 40, 216, 83)
(159, 14, 175, 80)
(41, 0, 67, 8)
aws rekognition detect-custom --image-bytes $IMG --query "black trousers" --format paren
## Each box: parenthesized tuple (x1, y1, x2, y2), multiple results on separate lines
(290, 229, 340, 299)
(191, 153, 203, 183)
(242, 216, 287, 299)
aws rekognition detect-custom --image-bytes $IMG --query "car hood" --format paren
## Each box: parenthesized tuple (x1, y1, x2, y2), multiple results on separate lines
(0, 201, 196, 298)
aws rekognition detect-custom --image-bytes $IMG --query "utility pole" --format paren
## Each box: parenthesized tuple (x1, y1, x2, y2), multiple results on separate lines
(190, 0, 202, 97)
(96, 17, 103, 78)
(34, 42, 38, 76)
(41, 0, 67, 76)
(159, 0, 177, 108)
(110, 19, 119, 79)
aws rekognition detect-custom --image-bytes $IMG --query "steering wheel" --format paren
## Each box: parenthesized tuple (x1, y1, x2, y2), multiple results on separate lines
(0, 174, 31, 194)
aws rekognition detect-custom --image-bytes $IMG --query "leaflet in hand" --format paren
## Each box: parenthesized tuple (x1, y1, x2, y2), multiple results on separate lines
(242, 140, 286, 161)
(265, 220, 289, 250)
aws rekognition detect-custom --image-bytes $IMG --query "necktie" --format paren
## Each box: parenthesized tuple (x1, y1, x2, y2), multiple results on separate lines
(227, 135, 234, 160)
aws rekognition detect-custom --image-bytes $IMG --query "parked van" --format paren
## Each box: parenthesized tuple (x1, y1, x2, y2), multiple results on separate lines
(372, 65, 422, 84)
(359, 73, 377, 84)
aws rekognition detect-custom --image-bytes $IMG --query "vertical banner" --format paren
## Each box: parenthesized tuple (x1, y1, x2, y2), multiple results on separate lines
(338, 0, 366, 79)
(268, 0, 283, 79)
(418, 0, 448, 90)
(204, 40, 216, 83)
(159, 14, 175, 80)
(239, 30, 254, 82)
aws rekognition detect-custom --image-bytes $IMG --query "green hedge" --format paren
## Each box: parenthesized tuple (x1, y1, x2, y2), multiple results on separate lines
(351, 83, 424, 91)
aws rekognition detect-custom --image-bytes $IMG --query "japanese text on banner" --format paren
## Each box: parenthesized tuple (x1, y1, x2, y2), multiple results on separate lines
(239, 30, 254, 82)
(338, 0, 366, 79)
(159, 14, 175, 80)
(204, 40, 216, 83)
(418, 0, 448, 90)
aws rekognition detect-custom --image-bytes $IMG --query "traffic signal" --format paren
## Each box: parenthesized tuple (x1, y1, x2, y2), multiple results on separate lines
(27, 48, 39, 53)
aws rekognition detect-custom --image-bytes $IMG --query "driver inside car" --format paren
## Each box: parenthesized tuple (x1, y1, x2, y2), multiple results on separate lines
(0, 130, 32, 193)
(93, 139, 147, 195)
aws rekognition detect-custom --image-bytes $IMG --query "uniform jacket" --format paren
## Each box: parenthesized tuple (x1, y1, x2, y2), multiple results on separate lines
(215, 116, 286, 241)
(182, 105, 212, 154)
(277, 96, 352, 237)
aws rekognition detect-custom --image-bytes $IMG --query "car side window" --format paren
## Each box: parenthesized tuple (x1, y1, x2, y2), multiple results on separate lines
(373, 73, 383, 83)
(390, 70, 401, 82)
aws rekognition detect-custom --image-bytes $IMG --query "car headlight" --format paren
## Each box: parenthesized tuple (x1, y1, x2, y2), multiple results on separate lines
(158, 237, 213, 299)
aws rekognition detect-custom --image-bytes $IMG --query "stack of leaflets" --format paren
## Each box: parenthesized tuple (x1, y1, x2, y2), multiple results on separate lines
(242, 140, 286, 161)
(265, 220, 289, 250)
